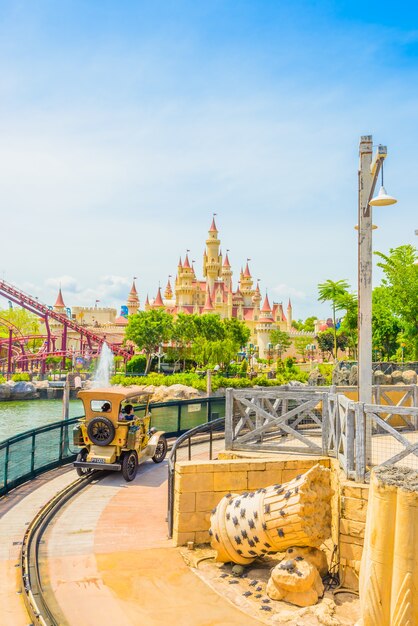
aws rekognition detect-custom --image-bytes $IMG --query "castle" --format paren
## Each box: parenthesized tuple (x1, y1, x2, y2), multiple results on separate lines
(49, 218, 305, 359)
(145, 217, 294, 358)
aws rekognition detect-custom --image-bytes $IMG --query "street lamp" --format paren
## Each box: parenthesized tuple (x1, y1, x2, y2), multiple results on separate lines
(358, 136, 397, 462)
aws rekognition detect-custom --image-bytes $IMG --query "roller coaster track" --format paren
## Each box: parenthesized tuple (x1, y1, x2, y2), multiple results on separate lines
(0, 279, 131, 359)
(20, 471, 104, 626)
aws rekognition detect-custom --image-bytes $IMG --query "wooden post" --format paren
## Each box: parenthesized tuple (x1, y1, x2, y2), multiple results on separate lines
(225, 388, 234, 450)
(206, 369, 212, 396)
(61, 376, 70, 457)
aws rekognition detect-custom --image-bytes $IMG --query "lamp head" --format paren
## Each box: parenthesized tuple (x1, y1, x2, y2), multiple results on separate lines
(369, 185, 397, 207)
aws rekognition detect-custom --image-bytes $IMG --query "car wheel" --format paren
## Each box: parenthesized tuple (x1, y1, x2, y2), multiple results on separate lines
(122, 450, 138, 482)
(152, 436, 167, 463)
(87, 417, 115, 446)
(76, 448, 91, 477)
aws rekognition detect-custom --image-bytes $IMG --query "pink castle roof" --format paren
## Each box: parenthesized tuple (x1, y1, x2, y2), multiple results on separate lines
(209, 216, 218, 232)
(54, 288, 65, 308)
(154, 287, 164, 307)
(243, 262, 251, 278)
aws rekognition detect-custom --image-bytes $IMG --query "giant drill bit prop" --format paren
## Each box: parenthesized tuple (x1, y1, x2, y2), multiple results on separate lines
(209, 464, 331, 565)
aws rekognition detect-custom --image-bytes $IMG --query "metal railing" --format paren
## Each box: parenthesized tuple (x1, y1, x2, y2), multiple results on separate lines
(167, 417, 225, 538)
(0, 416, 82, 496)
(0, 396, 226, 497)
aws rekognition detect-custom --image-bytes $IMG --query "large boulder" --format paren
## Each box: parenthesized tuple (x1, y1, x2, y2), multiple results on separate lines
(402, 369, 417, 385)
(391, 370, 404, 385)
(308, 369, 325, 386)
(373, 370, 386, 385)
(349, 365, 358, 386)
(0, 384, 12, 400)
(10, 382, 38, 400)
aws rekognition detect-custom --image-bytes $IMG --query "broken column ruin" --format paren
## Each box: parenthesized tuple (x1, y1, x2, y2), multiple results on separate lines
(209, 464, 332, 565)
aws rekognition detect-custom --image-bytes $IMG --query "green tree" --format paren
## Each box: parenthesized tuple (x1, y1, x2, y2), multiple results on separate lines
(375, 245, 418, 359)
(172, 313, 198, 366)
(0, 307, 43, 352)
(194, 314, 225, 341)
(223, 317, 251, 347)
(125, 310, 173, 374)
(338, 292, 358, 359)
(316, 329, 348, 360)
(270, 328, 292, 359)
(317, 279, 350, 360)
(372, 286, 403, 359)
(293, 336, 311, 360)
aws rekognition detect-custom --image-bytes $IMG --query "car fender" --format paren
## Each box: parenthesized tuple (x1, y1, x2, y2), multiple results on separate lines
(145, 430, 165, 456)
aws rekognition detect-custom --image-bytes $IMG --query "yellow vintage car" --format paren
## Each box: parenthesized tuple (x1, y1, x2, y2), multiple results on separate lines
(73, 387, 167, 481)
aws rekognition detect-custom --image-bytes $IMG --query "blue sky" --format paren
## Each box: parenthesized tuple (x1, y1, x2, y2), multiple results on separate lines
(0, 1, 417, 320)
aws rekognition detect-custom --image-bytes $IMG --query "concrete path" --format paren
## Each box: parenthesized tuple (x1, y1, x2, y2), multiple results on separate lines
(42, 459, 259, 625)
(0, 467, 77, 626)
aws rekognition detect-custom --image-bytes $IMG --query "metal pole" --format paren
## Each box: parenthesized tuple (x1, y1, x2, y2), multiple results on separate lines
(358, 136, 385, 464)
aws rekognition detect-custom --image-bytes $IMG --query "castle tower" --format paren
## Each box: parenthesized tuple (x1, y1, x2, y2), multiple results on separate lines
(176, 253, 195, 306)
(144, 294, 150, 311)
(252, 282, 262, 320)
(53, 287, 66, 314)
(220, 252, 233, 291)
(287, 299, 293, 332)
(256, 293, 275, 359)
(127, 279, 140, 316)
(203, 217, 222, 292)
(164, 277, 173, 300)
(240, 261, 254, 306)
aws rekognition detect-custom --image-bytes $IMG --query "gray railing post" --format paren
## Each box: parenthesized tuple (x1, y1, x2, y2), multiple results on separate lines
(225, 388, 234, 450)
(321, 392, 329, 456)
(355, 402, 366, 482)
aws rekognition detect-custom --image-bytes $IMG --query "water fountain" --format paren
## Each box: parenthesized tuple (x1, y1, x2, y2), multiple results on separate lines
(92, 343, 115, 388)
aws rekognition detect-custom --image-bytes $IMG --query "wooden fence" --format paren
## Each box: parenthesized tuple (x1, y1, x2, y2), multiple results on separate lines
(225, 385, 418, 482)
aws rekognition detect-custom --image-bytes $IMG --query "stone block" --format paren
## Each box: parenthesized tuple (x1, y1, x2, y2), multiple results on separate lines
(339, 518, 365, 539)
(342, 484, 364, 499)
(173, 530, 195, 546)
(195, 530, 211, 544)
(342, 496, 368, 523)
(213, 471, 247, 492)
(177, 511, 211, 533)
(247, 469, 282, 489)
(196, 491, 227, 512)
(174, 491, 196, 513)
(282, 469, 305, 482)
(175, 462, 197, 474)
(179, 472, 214, 493)
(340, 533, 364, 548)
(340, 540, 363, 561)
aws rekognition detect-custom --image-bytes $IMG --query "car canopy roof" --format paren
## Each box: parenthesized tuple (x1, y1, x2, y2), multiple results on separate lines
(78, 387, 152, 406)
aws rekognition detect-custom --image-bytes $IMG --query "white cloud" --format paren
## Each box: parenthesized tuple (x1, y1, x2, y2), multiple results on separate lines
(45, 275, 80, 292)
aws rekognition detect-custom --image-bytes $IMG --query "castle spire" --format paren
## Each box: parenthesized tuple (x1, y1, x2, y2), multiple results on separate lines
(164, 277, 173, 299)
(153, 287, 164, 308)
(244, 262, 251, 278)
(261, 293, 272, 314)
(223, 252, 231, 268)
(54, 287, 66, 309)
(203, 287, 214, 311)
(209, 215, 218, 232)
(183, 254, 191, 269)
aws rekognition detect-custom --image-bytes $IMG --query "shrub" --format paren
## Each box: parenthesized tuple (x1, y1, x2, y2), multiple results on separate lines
(12, 373, 31, 382)
(126, 354, 147, 374)
(0, 374, 6, 384)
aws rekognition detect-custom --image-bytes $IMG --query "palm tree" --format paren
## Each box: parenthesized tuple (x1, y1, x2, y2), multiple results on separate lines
(317, 279, 350, 360)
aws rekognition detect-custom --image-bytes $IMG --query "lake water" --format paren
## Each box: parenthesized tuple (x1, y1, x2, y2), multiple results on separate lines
(0, 399, 84, 442)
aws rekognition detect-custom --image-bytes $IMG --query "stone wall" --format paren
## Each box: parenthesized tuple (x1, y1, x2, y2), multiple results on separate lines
(173, 454, 369, 592)
(172, 456, 330, 547)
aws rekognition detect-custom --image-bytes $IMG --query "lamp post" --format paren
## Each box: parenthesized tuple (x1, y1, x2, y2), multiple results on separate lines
(358, 136, 397, 462)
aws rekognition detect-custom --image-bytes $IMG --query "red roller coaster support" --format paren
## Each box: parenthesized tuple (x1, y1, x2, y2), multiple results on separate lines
(0, 279, 132, 361)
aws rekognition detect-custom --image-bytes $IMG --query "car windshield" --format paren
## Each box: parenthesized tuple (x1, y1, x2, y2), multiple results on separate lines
(91, 400, 112, 412)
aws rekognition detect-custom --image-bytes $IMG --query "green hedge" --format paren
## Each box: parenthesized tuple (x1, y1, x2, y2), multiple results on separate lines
(111, 368, 309, 392)
(11, 373, 31, 382)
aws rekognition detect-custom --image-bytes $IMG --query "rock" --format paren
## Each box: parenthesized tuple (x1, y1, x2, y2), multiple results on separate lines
(333, 367, 350, 386)
(391, 370, 404, 385)
(307, 369, 325, 387)
(384, 374, 392, 385)
(34, 380, 49, 390)
(402, 369, 417, 385)
(373, 370, 386, 385)
(283, 546, 328, 577)
(349, 365, 358, 386)
(10, 382, 38, 400)
(231, 564, 245, 577)
(0, 384, 11, 400)
(266, 555, 324, 607)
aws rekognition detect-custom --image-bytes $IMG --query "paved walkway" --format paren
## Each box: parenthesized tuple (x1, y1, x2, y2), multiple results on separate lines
(0, 455, 259, 626)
